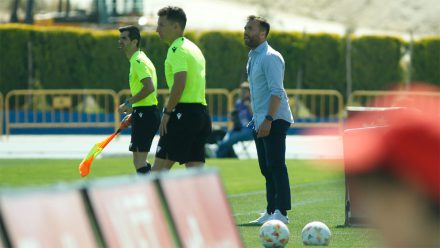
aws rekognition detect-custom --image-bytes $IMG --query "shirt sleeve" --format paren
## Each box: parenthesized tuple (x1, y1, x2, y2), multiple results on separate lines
(168, 48, 188, 74)
(263, 54, 285, 99)
(132, 59, 151, 81)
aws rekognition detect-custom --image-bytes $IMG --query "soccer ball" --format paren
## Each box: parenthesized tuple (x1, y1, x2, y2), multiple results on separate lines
(259, 219, 290, 247)
(301, 221, 331, 246)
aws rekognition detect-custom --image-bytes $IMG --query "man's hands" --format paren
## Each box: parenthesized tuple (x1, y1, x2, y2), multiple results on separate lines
(120, 114, 132, 130)
(159, 113, 170, 136)
(119, 100, 132, 114)
(122, 114, 132, 124)
(257, 119, 272, 138)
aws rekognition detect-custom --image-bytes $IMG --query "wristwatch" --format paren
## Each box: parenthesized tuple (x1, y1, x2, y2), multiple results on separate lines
(265, 115, 274, 121)
(124, 99, 132, 107)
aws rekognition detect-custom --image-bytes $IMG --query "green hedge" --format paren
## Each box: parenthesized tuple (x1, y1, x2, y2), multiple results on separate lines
(412, 37, 440, 87)
(32, 28, 91, 89)
(198, 31, 248, 90)
(351, 35, 403, 91)
(303, 33, 345, 93)
(87, 30, 129, 91)
(1, 25, 427, 98)
(0, 24, 32, 93)
(269, 31, 305, 89)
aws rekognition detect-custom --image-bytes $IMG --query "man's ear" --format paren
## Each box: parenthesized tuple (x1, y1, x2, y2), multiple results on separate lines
(173, 22, 181, 31)
(132, 39, 138, 47)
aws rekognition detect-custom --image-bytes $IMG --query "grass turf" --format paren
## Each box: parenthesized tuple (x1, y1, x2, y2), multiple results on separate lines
(0, 157, 384, 247)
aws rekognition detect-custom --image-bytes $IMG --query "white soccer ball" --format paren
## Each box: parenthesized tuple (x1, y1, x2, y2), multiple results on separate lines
(259, 219, 290, 248)
(301, 221, 332, 246)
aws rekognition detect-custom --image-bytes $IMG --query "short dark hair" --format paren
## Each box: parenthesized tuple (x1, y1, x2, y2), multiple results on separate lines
(247, 15, 270, 37)
(157, 6, 187, 30)
(119, 25, 141, 47)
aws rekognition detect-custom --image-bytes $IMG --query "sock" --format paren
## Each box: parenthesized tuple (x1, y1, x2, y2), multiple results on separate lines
(267, 209, 275, 215)
(136, 162, 152, 175)
(280, 210, 287, 216)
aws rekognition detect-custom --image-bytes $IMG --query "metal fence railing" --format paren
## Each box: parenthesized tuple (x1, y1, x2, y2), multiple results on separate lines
(347, 90, 440, 108)
(3, 88, 347, 135)
(288, 89, 344, 131)
(229, 88, 344, 132)
(5, 89, 119, 136)
(348, 90, 440, 117)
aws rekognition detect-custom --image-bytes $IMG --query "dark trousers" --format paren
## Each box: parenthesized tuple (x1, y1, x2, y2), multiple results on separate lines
(253, 119, 291, 213)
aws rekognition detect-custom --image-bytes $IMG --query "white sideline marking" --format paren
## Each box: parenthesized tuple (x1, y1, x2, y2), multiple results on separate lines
(0, 135, 343, 159)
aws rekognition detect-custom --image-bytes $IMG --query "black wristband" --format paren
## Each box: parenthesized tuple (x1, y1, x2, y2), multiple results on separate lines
(265, 115, 274, 121)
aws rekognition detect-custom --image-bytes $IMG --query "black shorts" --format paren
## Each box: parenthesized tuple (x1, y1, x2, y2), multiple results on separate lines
(130, 106, 160, 152)
(156, 103, 212, 164)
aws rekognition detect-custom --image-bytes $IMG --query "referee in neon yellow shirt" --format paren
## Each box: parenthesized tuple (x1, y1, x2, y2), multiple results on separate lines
(118, 25, 160, 175)
(153, 6, 212, 171)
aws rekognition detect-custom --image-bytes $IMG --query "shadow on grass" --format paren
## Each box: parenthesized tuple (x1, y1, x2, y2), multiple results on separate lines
(335, 224, 371, 228)
(237, 223, 262, 227)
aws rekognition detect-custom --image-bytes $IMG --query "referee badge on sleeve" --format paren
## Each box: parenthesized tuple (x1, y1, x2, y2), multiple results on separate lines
(177, 113, 182, 120)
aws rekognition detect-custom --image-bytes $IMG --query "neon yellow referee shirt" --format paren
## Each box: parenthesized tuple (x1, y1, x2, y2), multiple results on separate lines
(129, 50, 158, 107)
(165, 37, 207, 105)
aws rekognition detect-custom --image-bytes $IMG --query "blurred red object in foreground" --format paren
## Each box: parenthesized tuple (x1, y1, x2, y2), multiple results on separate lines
(344, 83, 440, 202)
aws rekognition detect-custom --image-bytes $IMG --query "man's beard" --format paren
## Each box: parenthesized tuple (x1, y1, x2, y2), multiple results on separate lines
(245, 38, 258, 49)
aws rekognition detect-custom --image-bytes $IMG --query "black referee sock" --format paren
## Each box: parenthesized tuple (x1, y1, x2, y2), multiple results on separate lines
(136, 162, 152, 175)
(280, 210, 287, 216)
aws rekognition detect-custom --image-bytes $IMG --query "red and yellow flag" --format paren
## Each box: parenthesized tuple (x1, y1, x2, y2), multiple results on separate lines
(78, 132, 117, 177)
(79, 114, 132, 177)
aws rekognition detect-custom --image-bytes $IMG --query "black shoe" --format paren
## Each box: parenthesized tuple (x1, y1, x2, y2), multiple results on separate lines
(136, 162, 152, 175)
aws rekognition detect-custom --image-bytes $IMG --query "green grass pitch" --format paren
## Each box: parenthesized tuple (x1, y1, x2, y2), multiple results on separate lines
(0, 158, 384, 247)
